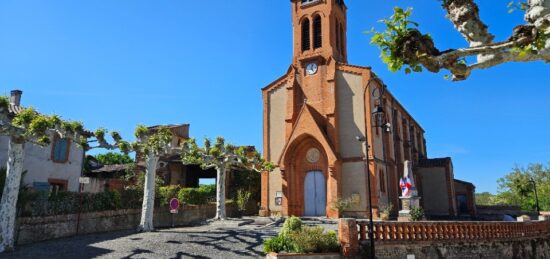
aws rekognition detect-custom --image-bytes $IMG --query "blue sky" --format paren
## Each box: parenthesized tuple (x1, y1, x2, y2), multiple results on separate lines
(0, 1, 548, 193)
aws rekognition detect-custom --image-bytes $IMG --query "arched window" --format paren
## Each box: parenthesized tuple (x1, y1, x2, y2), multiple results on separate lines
(339, 23, 344, 55)
(313, 16, 322, 49)
(302, 19, 311, 52)
(379, 169, 386, 193)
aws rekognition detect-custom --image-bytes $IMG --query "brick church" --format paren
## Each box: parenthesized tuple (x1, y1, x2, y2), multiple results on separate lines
(259, 0, 476, 219)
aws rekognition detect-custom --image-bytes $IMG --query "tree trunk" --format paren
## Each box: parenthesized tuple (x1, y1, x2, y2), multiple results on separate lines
(215, 165, 227, 220)
(138, 153, 158, 232)
(0, 137, 24, 253)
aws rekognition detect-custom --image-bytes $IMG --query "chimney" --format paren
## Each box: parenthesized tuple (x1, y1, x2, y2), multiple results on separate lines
(10, 90, 22, 107)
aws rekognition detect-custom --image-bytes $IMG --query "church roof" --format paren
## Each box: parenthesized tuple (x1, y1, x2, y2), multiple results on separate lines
(261, 65, 294, 92)
(454, 179, 475, 187)
(417, 157, 452, 167)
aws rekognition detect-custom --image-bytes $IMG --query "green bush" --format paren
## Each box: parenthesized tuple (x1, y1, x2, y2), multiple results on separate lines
(410, 207, 425, 221)
(177, 184, 216, 205)
(198, 184, 216, 195)
(289, 227, 339, 253)
(263, 234, 291, 254)
(178, 188, 207, 205)
(119, 188, 143, 209)
(263, 216, 339, 254)
(236, 189, 251, 212)
(26, 189, 142, 217)
(158, 185, 182, 207)
(281, 216, 302, 236)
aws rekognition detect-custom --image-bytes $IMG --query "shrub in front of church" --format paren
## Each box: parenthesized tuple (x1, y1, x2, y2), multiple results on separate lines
(281, 216, 302, 236)
(177, 184, 215, 205)
(25, 190, 141, 217)
(157, 185, 182, 207)
(288, 226, 339, 254)
(263, 216, 340, 254)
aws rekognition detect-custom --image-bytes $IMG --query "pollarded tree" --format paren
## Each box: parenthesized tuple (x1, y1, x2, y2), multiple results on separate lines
(133, 126, 173, 231)
(181, 137, 273, 220)
(0, 98, 90, 252)
(92, 125, 175, 232)
(370, 1, 550, 81)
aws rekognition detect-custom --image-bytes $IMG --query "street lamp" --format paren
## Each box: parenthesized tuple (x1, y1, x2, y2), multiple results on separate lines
(356, 103, 389, 259)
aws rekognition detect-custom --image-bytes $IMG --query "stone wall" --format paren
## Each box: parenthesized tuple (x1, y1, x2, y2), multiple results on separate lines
(16, 204, 234, 245)
(373, 238, 550, 259)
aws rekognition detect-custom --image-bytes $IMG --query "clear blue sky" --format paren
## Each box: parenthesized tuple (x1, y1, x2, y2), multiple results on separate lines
(1, 1, 548, 193)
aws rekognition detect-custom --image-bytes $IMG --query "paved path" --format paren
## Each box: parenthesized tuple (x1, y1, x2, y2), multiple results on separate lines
(1, 221, 280, 259)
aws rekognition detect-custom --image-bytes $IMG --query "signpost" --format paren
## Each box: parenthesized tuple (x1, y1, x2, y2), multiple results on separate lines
(77, 177, 90, 234)
(169, 198, 180, 227)
(169, 198, 180, 213)
(79, 177, 91, 184)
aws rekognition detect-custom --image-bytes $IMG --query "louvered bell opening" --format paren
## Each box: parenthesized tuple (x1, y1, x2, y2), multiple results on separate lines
(302, 19, 311, 52)
(313, 16, 322, 49)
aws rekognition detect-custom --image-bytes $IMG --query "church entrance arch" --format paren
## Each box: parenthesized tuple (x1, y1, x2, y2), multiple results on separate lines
(282, 135, 329, 216)
(304, 171, 326, 216)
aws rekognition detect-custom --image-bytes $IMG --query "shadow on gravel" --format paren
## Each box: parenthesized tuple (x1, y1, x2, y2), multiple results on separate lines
(2, 230, 137, 259)
(121, 248, 153, 259)
(161, 229, 276, 258)
(170, 251, 210, 259)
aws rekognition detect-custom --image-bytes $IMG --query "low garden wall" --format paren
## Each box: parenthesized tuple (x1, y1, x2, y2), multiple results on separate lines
(16, 204, 237, 245)
(339, 219, 550, 259)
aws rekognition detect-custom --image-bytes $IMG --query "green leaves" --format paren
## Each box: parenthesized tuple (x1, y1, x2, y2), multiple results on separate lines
(94, 128, 107, 140)
(181, 136, 273, 173)
(0, 96, 8, 111)
(12, 107, 38, 127)
(94, 152, 134, 165)
(368, 7, 426, 74)
(496, 162, 550, 211)
(507, 1, 528, 13)
(134, 125, 149, 139)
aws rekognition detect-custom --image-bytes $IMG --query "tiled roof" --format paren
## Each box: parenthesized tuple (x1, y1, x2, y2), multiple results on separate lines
(8, 103, 22, 115)
(417, 157, 452, 167)
(90, 164, 129, 174)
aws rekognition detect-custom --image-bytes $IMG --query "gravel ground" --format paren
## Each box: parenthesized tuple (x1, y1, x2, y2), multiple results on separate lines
(0, 217, 338, 259)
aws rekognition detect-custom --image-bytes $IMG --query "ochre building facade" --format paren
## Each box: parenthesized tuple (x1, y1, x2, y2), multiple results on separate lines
(260, 0, 474, 219)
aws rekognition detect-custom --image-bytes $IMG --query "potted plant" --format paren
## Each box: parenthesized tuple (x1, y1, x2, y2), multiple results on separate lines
(331, 197, 353, 218)
(379, 202, 393, 221)
(264, 216, 341, 259)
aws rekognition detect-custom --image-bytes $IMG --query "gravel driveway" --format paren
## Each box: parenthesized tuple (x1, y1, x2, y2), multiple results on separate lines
(0, 217, 337, 259)
(0, 221, 280, 259)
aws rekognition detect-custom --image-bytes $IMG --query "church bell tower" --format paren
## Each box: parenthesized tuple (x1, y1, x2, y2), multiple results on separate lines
(291, 0, 348, 66)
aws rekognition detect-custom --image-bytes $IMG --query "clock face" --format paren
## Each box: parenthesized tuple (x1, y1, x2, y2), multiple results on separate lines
(306, 63, 318, 75)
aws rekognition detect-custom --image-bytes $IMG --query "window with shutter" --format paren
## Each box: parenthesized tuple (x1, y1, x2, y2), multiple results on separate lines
(313, 16, 322, 49)
(302, 19, 311, 52)
(52, 137, 70, 163)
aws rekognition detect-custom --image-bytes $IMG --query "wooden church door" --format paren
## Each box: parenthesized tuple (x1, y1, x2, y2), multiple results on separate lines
(304, 171, 326, 216)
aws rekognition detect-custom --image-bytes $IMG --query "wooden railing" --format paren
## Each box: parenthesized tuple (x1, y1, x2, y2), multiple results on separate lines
(356, 221, 550, 242)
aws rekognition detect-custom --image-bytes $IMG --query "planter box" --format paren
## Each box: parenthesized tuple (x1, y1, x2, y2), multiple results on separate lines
(267, 252, 341, 259)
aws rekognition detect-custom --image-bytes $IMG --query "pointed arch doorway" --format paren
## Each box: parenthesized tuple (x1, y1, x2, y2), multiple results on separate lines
(304, 170, 326, 216)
